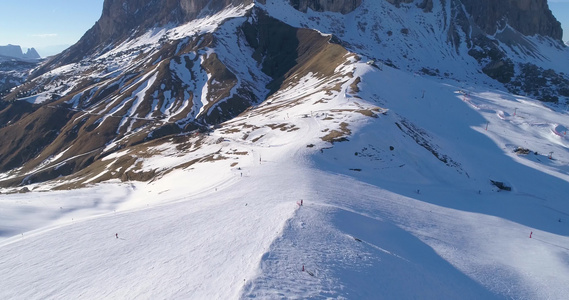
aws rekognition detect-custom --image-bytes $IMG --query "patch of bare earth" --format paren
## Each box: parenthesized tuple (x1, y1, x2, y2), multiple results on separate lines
(321, 122, 351, 143)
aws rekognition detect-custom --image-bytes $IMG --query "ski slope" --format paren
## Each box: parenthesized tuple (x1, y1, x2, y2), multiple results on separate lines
(1, 59, 569, 299)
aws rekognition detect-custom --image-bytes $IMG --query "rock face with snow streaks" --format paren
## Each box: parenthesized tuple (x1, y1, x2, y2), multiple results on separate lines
(461, 0, 562, 41)
(0, 0, 568, 188)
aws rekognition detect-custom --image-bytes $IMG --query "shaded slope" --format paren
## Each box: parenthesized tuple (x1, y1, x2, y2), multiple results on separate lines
(0, 7, 351, 188)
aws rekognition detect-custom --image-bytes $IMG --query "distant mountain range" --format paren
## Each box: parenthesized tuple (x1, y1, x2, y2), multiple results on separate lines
(0, 45, 41, 60)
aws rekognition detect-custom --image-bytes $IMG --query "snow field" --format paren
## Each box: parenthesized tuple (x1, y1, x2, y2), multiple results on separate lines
(1, 51, 569, 300)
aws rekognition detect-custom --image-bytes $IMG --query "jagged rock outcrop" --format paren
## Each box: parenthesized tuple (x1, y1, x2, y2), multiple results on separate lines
(96, 0, 253, 41)
(0, 45, 40, 60)
(23, 48, 41, 59)
(0, 45, 24, 58)
(455, 0, 567, 101)
(461, 0, 562, 41)
(381, 0, 562, 41)
(32, 0, 254, 77)
(288, 0, 362, 13)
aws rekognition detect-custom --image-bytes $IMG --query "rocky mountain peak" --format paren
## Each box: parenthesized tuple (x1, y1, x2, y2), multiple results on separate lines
(380, 0, 562, 41)
(0, 45, 41, 60)
(97, 0, 253, 40)
(32, 0, 254, 76)
(24, 48, 41, 59)
(461, 0, 562, 41)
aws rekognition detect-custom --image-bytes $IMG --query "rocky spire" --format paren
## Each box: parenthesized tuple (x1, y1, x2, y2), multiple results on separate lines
(24, 48, 41, 59)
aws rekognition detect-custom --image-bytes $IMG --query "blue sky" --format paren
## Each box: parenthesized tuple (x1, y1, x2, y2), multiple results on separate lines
(549, 0, 569, 42)
(0, 0, 104, 57)
(0, 0, 568, 57)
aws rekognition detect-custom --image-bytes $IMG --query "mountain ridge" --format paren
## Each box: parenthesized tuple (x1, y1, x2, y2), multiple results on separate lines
(1, 0, 568, 188)
(31, 0, 565, 79)
(1, 1, 569, 298)
(0, 45, 41, 60)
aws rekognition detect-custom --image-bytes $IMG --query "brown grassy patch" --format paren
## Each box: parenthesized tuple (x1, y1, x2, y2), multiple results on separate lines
(321, 122, 351, 143)
(199, 153, 228, 163)
(355, 109, 376, 117)
(222, 128, 241, 134)
(251, 135, 264, 143)
(350, 77, 361, 93)
(267, 123, 297, 132)
(227, 149, 248, 155)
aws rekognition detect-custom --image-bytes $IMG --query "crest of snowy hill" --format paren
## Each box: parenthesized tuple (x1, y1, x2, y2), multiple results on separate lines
(1, 1, 569, 299)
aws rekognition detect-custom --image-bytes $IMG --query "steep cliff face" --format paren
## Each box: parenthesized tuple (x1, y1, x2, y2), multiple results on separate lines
(0, 45, 40, 60)
(461, 0, 562, 40)
(33, 0, 253, 77)
(97, 0, 253, 40)
(380, 0, 562, 41)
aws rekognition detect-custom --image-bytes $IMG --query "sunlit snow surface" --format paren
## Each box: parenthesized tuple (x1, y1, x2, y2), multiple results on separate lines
(2, 2, 569, 300)
(2, 58, 568, 299)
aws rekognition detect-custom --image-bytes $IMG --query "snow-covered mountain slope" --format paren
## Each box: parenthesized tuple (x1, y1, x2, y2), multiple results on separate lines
(1, 0, 569, 299)
(260, 0, 569, 100)
(2, 56, 569, 299)
(1, 0, 568, 187)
